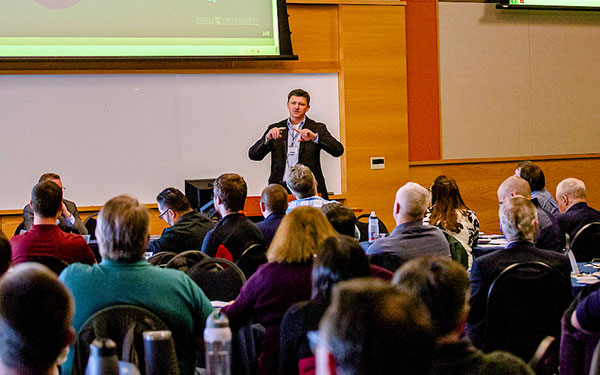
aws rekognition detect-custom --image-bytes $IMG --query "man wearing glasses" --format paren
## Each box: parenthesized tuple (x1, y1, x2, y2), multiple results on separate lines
(148, 187, 214, 255)
(23, 172, 87, 235)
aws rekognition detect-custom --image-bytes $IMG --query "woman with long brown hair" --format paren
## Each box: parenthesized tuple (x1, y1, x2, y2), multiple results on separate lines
(423, 175, 479, 266)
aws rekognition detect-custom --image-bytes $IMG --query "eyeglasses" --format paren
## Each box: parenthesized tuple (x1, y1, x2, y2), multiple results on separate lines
(158, 209, 170, 219)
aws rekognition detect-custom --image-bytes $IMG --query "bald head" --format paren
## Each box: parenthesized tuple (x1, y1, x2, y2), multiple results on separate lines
(0, 263, 74, 374)
(497, 176, 531, 205)
(556, 178, 587, 213)
(394, 182, 429, 225)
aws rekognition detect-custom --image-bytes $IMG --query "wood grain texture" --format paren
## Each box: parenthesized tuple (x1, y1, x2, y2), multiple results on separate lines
(340, 4, 408, 228)
(409, 158, 600, 233)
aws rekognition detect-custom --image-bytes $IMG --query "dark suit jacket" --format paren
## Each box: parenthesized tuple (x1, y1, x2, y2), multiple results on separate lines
(148, 211, 214, 255)
(23, 199, 87, 235)
(249, 117, 344, 200)
(201, 212, 265, 261)
(256, 211, 285, 247)
(558, 202, 600, 241)
(467, 240, 570, 348)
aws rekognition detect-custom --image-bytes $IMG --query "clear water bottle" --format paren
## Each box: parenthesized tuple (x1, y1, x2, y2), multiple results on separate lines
(204, 311, 232, 375)
(368, 211, 379, 242)
(85, 338, 120, 375)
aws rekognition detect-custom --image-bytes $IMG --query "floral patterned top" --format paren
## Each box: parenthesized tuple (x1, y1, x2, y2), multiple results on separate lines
(423, 207, 480, 268)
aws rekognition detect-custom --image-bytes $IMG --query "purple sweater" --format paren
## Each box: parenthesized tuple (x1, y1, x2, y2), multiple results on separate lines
(222, 261, 312, 375)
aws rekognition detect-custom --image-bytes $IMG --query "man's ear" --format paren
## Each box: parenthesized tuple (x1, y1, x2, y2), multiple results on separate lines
(394, 201, 401, 215)
(29, 200, 33, 209)
(259, 201, 266, 213)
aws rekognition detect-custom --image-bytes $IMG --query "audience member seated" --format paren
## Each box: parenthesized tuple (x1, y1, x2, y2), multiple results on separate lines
(201, 173, 265, 261)
(423, 175, 480, 268)
(59, 195, 213, 375)
(394, 256, 534, 375)
(498, 175, 563, 251)
(567, 288, 600, 375)
(10, 181, 95, 267)
(467, 197, 570, 348)
(256, 184, 288, 247)
(221, 206, 338, 375)
(279, 235, 372, 375)
(0, 263, 75, 375)
(556, 177, 600, 241)
(320, 203, 357, 240)
(366, 182, 450, 265)
(0, 230, 11, 276)
(517, 161, 560, 217)
(321, 204, 393, 280)
(148, 187, 214, 254)
(316, 278, 434, 375)
(286, 164, 336, 213)
(23, 173, 87, 235)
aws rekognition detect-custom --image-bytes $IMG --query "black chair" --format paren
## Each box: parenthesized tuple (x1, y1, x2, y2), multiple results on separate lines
(356, 214, 389, 242)
(71, 304, 171, 375)
(147, 251, 178, 267)
(236, 243, 267, 279)
(441, 229, 469, 269)
(189, 258, 246, 302)
(368, 253, 403, 273)
(165, 250, 211, 274)
(83, 213, 98, 240)
(483, 261, 572, 361)
(530, 336, 559, 375)
(590, 339, 600, 375)
(27, 255, 69, 275)
(14, 221, 24, 236)
(571, 222, 600, 262)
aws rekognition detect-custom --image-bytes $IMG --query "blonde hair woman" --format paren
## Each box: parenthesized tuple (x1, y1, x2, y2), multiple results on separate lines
(222, 206, 337, 375)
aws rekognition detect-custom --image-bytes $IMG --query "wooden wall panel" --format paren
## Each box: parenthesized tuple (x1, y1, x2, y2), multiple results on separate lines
(340, 4, 408, 227)
(409, 158, 600, 233)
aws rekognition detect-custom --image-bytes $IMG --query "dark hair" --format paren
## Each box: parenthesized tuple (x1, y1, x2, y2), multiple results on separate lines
(519, 163, 546, 192)
(214, 173, 247, 212)
(0, 263, 73, 373)
(0, 231, 11, 276)
(320, 278, 434, 375)
(312, 236, 371, 300)
(517, 160, 534, 170)
(31, 180, 63, 218)
(429, 175, 470, 233)
(393, 257, 470, 338)
(287, 89, 310, 105)
(260, 184, 288, 213)
(156, 187, 192, 212)
(286, 164, 316, 198)
(38, 172, 61, 183)
(321, 204, 356, 237)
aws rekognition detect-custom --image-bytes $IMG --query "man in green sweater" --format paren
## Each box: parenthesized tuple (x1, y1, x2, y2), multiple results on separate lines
(60, 195, 213, 375)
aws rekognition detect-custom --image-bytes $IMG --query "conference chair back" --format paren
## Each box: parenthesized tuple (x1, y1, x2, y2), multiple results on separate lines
(484, 261, 572, 361)
(165, 250, 211, 274)
(26, 255, 69, 276)
(441, 229, 469, 269)
(72, 304, 170, 375)
(188, 258, 246, 302)
(236, 243, 267, 279)
(571, 222, 600, 262)
(368, 252, 403, 273)
(147, 251, 178, 267)
(13, 221, 24, 237)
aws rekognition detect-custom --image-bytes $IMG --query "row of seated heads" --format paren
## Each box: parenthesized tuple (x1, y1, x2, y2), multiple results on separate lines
(0, 240, 472, 375)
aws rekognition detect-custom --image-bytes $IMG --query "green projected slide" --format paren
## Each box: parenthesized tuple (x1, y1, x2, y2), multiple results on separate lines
(508, 0, 600, 7)
(0, 0, 281, 57)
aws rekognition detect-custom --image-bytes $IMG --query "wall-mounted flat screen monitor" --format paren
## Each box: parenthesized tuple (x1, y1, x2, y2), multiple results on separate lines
(0, 0, 296, 70)
(497, 0, 600, 11)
